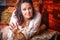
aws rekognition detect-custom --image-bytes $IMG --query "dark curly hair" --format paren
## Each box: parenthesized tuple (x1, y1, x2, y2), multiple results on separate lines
(15, 0, 35, 25)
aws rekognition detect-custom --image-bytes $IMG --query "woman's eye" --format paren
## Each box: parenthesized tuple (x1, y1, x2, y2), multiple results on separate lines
(28, 7, 32, 9)
(23, 8, 26, 10)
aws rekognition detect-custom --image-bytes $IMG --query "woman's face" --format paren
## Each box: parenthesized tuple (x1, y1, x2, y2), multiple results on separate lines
(21, 2, 33, 19)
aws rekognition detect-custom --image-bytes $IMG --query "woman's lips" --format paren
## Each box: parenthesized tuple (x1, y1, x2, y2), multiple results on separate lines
(26, 13, 31, 16)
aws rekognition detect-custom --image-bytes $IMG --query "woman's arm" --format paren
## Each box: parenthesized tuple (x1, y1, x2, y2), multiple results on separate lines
(9, 10, 17, 26)
(29, 12, 41, 36)
(7, 10, 18, 40)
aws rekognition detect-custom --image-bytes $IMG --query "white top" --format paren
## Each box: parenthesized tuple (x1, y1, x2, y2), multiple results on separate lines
(2, 11, 41, 40)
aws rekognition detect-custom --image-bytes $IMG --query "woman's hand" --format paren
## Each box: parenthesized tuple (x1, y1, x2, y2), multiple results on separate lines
(9, 22, 19, 33)
(9, 23, 26, 40)
(40, 24, 46, 30)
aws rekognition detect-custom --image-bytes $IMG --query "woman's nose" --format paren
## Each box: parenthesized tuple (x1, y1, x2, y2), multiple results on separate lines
(26, 9, 29, 13)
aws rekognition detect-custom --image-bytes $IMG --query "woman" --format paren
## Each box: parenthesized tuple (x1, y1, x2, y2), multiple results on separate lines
(3, 0, 41, 40)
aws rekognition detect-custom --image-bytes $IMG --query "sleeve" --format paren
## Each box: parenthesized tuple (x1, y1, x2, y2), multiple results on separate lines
(29, 12, 41, 36)
(21, 12, 41, 39)
(9, 10, 17, 26)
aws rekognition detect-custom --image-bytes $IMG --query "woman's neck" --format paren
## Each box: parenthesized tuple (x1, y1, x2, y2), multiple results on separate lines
(21, 18, 31, 28)
(24, 18, 30, 22)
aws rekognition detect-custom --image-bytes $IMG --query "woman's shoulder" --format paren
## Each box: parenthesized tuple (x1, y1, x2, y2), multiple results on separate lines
(34, 12, 41, 19)
(12, 10, 16, 16)
(10, 10, 18, 24)
(11, 10, 17, 19)
(31, 12, 41, 23)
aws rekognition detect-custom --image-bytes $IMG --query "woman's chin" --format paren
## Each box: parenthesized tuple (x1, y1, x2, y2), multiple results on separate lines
(25, 17, 32, 20)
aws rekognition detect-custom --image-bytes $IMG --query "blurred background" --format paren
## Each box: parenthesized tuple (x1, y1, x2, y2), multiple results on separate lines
(0, 0, 60, 32)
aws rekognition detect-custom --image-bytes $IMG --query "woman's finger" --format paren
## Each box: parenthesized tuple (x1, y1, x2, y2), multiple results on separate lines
(15, 22, 18, 29)
(16, 22, 20, 30)
(16, 23, 18, 27)
(12, 23, 18, 30)
(9, 24, 14, 31)
(12, 23, 15, 28)
(9, 23, 16, 31)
